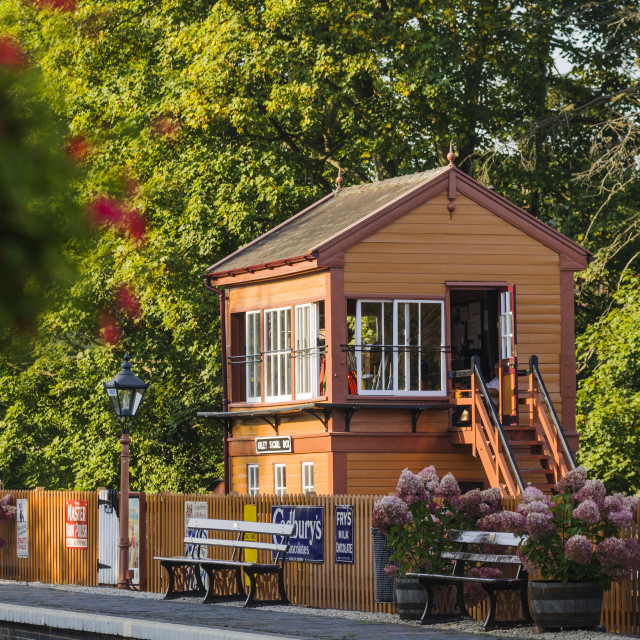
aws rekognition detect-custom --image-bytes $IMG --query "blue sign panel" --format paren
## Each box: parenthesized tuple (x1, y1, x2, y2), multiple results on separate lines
(271, 505, 324, 563)
(334, 505, 354, 564)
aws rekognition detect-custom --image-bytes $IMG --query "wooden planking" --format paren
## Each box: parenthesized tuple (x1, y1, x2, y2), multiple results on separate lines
(347, 410, 449, 433)
(0, 490, 98, 586)
(229, 272, 327, 313)
(231, 452, 330, 495)
(231, 415, 325, 439)
(346, 453, 488, 494)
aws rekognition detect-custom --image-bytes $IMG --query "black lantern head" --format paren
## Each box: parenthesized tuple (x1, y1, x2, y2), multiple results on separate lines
(103, 353, 149, 426)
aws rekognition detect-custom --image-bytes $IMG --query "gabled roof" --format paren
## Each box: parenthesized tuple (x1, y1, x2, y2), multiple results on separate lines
(206, 167, 448, 274)
(206, 165, 591, 278)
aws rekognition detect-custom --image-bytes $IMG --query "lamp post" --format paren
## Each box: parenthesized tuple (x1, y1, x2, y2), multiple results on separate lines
(103, 352, 149, 590)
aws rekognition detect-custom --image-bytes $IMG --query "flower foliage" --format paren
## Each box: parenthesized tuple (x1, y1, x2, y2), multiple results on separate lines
(372, 468, 501, 577)
(506, 468, 640, 589)
(0, 494, 16, 547)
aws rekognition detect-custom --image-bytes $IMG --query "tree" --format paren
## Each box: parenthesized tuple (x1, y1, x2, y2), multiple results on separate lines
(576, 277, 640, 493)
(0, 0, 637, 490)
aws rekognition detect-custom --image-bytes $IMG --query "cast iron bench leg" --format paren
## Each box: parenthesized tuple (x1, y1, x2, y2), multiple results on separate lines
(482, 585, 498, 630)
(161, 561, 176, 600)
(277, 568, 290, 605)
(418, 580, 435, 624)
(244, 569, 258, 607)
(520, 584, 533, 623)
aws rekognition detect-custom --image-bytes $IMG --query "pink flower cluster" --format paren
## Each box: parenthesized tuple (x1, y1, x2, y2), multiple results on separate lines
(464, 567, 504, 608)
(516, 486, 555, 540)
(554, 466, 587, 493)
(564, 535, 593, 564)
(372, 496, 412, 534)
(460, 487, 501, 520)
(396, 468, 429, 505)
(435, 473, 463, 510)
(595, 538, 640, 582)
(574, 479, 607, 506)
(476, 510, 526, 533)
(0, 495, 16, 524)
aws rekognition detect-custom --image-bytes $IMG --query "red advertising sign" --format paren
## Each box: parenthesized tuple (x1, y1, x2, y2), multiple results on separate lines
(65, 500, 88, 549)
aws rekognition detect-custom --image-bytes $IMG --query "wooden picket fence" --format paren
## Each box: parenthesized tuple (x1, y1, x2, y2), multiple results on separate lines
(0, 489, 638, 634)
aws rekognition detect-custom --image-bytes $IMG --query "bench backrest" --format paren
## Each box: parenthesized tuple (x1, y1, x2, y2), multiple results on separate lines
(442, 529, 526, 572)
(184, 518, 295, 564)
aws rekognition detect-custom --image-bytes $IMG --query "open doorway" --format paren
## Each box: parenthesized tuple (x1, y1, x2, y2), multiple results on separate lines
(449, 289, 499, 381)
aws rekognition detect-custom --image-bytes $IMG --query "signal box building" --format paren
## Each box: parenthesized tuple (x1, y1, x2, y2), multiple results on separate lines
(199, 160, 591, 497)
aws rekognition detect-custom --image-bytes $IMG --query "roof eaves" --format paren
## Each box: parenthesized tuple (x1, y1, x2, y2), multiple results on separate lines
(205, 190, 335, 274)
(203, 253, 316, 280)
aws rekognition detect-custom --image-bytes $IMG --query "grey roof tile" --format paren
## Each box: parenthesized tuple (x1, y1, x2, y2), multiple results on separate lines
(208, 167, 448, 273)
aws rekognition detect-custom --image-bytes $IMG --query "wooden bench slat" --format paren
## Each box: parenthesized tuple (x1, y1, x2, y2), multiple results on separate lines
(183, 537, 288, 553)
(440, 551, 521, 564)
(187, 518, 294, 536)
(446, 529, 524, 546)
(407, 572, 524, 585)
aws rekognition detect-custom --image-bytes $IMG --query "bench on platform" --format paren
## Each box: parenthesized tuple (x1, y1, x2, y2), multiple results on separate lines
(407, 529, 532, 630)
(154, 517, 294, 607)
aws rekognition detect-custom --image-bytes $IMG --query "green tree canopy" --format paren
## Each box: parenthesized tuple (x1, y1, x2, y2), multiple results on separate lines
(0, 0, 638, 490)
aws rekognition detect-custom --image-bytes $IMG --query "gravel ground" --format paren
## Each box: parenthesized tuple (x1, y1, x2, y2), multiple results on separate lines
(6, 581, 635, 640)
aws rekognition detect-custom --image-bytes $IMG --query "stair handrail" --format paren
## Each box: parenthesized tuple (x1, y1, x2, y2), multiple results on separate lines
(529, 355, 577, 470)
(471, 356, 525, 494)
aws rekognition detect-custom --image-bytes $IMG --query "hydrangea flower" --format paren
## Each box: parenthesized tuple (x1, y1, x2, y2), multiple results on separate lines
(460, 489, 483, 518)
(520, 486, 550, 505)
(418, 465, 440, 492)
(396, 468, 429, 505)
(574, 479, 606, 507)
(602, 494, 624, 518)
(554, 467, 587, 493)
(372, 496, 413, 534)
(573, 498, 601, 524)
(608, 509, 634, 528)
(464, 567, 504, 608)
(435, 473, 463, 510)
(623, 495, 639, 513)
(476, 510, 526, 533)
(595, 538, 640, 582)
(526, 512, 556, 540)
(480, 488, 502, 513)
(517, 499, 551, 516)
(564, 535, 593, 564)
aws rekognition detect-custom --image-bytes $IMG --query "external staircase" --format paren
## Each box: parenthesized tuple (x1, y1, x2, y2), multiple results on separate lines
(450, 355, 576, 496)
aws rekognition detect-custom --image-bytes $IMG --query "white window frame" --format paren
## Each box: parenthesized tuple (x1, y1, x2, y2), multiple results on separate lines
(245, 311, 262, 403)
(295, 303, 319, 400)
(247, 464, 259, 496)
(354, 299, 445, 396)
(302, 462, 314, 494)
(264, 307, 291, 402)
(274, 463, 286, 497)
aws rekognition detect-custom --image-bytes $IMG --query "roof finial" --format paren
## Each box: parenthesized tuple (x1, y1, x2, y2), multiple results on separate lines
(447, 142, 456, 167)
(336, 167, 343, 191)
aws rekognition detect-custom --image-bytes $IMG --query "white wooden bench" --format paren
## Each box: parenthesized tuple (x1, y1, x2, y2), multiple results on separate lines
(407, 529, 532, 630)
(154, 517, 294, 607)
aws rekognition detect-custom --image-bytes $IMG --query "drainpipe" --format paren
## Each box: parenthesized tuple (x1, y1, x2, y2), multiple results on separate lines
(203, 276, 230, 494)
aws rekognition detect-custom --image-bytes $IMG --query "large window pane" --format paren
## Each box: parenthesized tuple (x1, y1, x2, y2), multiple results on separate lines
(246, 312, 261, 402)
(265, 307, 291, 401)
(354, 299, 443, 395)
(295, 303, 319, 399)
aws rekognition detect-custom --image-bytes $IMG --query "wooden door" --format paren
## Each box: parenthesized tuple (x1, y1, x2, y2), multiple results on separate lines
(499, 285, 518, 425)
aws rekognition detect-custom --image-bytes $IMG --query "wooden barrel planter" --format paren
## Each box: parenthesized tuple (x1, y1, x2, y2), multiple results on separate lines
(528, 581, 603, 629)
(395, 578, 426, 620)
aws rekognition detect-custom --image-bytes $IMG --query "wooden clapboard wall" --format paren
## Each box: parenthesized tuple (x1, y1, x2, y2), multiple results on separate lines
(343, 193, 563, 422)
